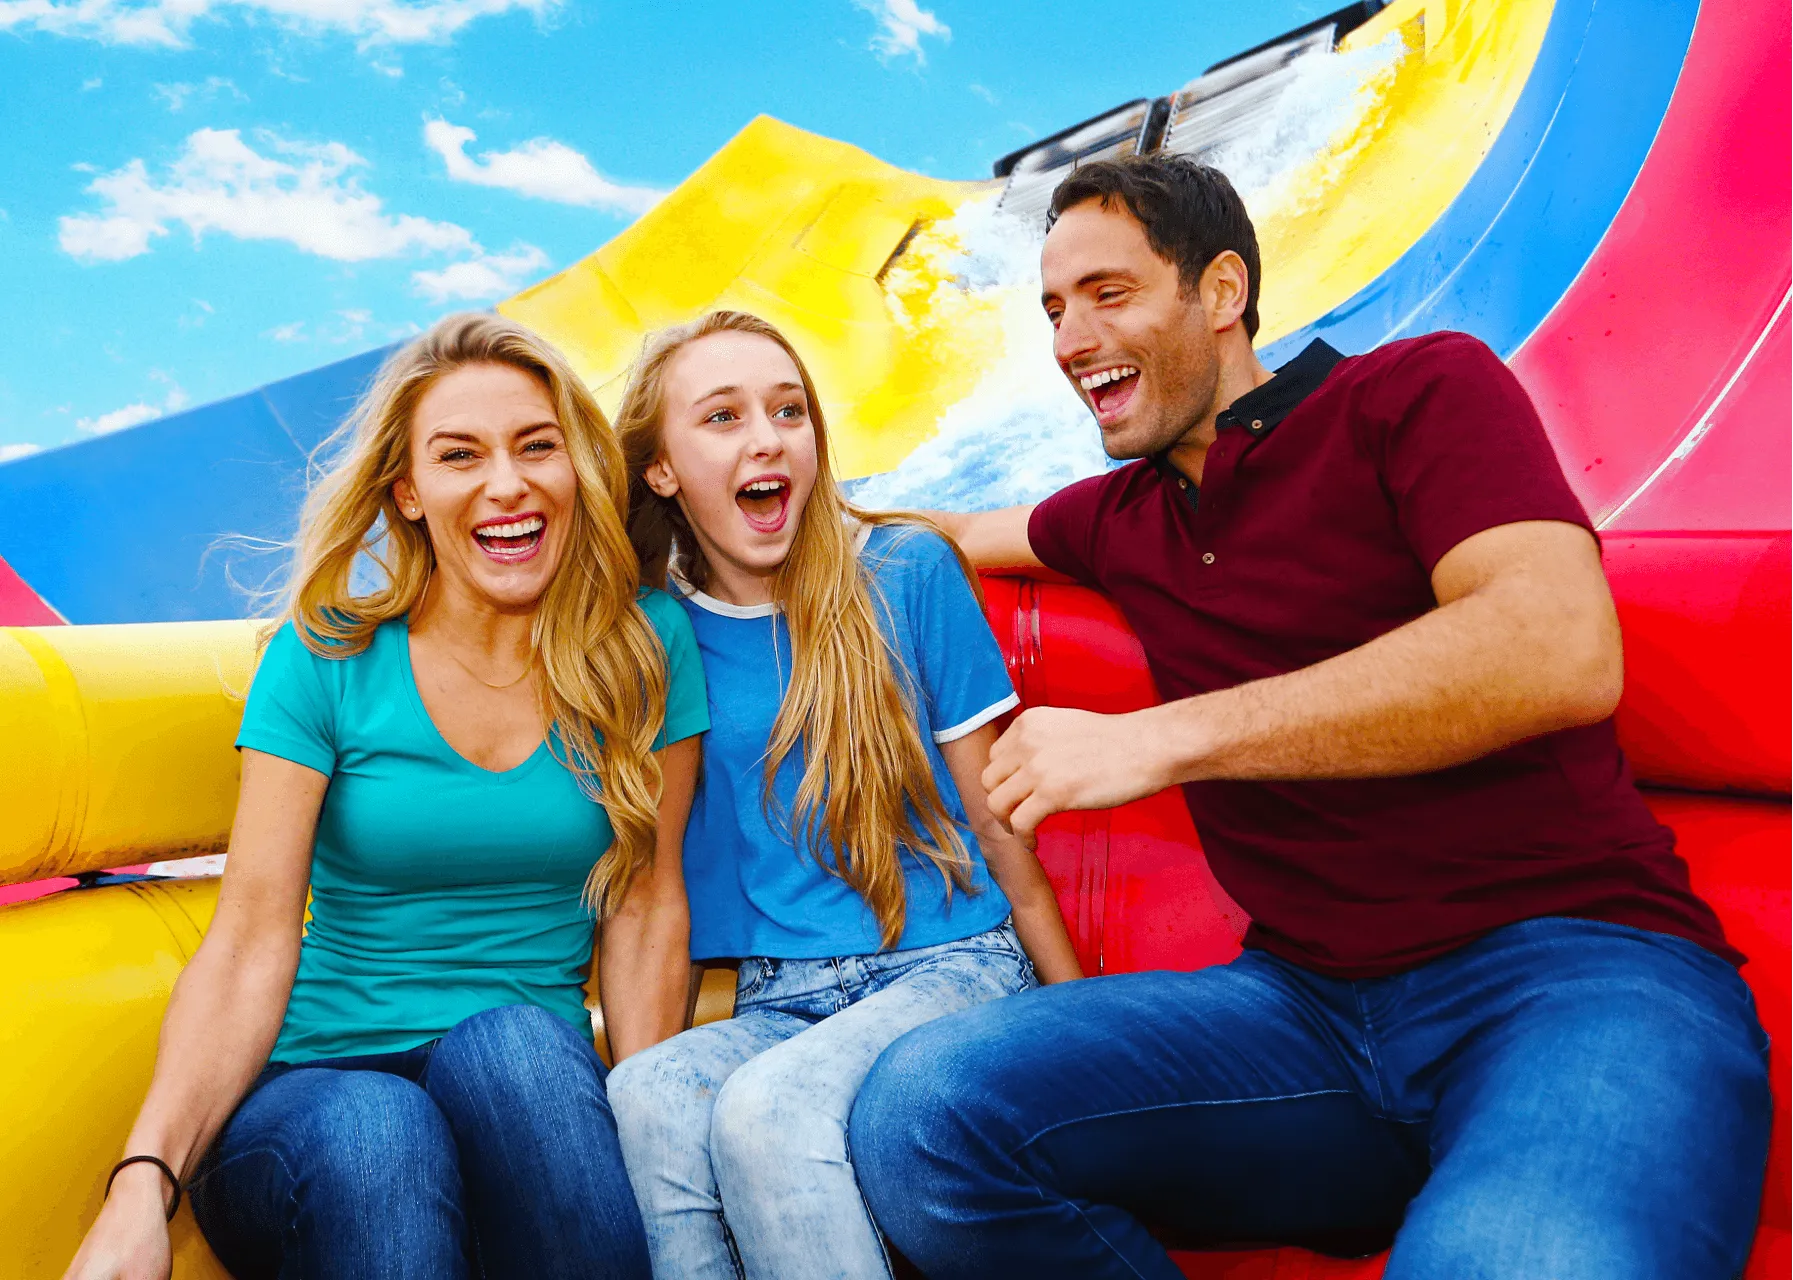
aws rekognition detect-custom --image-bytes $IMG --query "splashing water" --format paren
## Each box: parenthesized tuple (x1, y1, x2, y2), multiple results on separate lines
(851, 33, 1407, 515)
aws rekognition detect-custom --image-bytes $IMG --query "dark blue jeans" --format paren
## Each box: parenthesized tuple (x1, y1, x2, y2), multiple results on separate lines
(851, 917, 1772, 1279)
(190, 1003, 651, 1280)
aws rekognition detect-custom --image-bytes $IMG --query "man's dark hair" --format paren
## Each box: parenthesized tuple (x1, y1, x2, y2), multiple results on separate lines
(1048, 156, 1262, 340)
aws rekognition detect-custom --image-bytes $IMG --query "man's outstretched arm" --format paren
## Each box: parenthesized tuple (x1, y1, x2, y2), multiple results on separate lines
(983, 520, 1623, 845)
(928, 506, 1043, 571)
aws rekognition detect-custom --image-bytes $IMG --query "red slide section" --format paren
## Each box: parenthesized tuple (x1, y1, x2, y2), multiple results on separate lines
(1509, 0, 1790, 799)
(0, 552, 61, 626)
(980, 574, 1788, 1279)
(1512, 0, 1789, 530)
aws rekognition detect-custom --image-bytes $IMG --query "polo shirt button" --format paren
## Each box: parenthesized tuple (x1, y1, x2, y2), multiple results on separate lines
(1202, 552, 1216, 565)
(1251, 419, 1264, 431)
(1177, 478, 1188, 490)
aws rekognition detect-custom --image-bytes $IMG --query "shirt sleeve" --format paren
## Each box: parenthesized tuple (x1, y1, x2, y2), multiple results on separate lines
(1027, 472, 1114, 588)
(641, 590, 710, 750)
(1369, 332, 1595, 573)
(235, 622, 338, 777)
(905, 533, 1020, 744)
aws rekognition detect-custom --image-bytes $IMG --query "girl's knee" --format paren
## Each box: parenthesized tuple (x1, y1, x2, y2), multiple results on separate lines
(608, 1039, 723, 1152)
(710, 1056, 845, 1174)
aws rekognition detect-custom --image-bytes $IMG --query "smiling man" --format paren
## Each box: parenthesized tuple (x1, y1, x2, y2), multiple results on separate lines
(847, 157, 1771, 1279)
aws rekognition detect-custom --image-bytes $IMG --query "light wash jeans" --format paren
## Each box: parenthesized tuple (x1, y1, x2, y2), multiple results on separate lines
(607, 919, 1036, 1280)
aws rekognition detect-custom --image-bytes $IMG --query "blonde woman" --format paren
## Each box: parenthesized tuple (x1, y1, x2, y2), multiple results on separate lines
(605, 310, 1081, 1280)
(63, 314, 706, 1280)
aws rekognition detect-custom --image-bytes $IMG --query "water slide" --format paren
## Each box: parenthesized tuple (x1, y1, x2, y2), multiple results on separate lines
(1, 0, 1786, 1274)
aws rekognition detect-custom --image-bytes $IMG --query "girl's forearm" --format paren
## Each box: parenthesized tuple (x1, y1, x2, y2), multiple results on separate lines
(978, 827, 1084, 984)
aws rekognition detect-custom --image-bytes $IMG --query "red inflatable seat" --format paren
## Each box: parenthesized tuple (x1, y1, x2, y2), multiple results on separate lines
(977, 574, 1789, 1278)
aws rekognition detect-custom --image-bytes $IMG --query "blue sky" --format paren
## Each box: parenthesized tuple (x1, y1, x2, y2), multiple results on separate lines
(0, 0, 1322, 458)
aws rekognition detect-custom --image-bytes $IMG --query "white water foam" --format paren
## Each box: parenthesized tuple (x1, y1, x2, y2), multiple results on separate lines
(852, 32, 1405, 514)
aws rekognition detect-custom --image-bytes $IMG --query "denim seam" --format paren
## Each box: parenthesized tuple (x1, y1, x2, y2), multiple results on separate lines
(1064, 1198, 1158, 1280)
(1012, 1087, 1359, 1155)
(1354, 985, 1392, 1117)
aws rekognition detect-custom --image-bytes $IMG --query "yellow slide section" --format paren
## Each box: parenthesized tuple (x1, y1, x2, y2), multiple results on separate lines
(501, 116, 995, 482)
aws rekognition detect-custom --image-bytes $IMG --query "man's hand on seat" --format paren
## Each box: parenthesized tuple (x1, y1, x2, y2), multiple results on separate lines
(983, 706, 1173, 849)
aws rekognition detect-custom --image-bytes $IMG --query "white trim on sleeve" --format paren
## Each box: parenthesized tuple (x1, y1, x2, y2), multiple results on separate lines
(932, 692, 1021, 744)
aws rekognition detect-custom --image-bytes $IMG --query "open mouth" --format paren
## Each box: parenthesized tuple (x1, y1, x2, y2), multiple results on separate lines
(472, 513, 546, 564)
(1079, 364, 1141, 422)
(735, 476, 792, 535)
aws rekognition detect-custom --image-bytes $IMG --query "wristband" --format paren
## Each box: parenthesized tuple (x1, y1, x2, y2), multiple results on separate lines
(105, 1155, 182, 1222)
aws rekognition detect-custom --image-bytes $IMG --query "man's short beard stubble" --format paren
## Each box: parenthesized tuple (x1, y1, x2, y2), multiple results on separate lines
(1099, 311, 1222, 462)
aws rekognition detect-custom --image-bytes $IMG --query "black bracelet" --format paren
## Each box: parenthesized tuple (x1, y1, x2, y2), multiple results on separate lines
(106, 1155, 182, 1222)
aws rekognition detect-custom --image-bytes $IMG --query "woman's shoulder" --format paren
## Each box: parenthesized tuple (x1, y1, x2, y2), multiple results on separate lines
(636, 585, 700, 646)
(256, 616, 398, 686)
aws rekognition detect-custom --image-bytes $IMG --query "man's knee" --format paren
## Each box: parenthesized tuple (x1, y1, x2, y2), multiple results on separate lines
(851, 1015, 1006, 1194)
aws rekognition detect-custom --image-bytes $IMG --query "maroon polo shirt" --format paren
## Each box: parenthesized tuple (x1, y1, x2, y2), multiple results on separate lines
(1029, 331, 1737, 979)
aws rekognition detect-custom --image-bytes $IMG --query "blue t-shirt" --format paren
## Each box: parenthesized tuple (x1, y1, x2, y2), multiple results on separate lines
(236, 590, 709, 1064)
(679, 524, 1020, 960)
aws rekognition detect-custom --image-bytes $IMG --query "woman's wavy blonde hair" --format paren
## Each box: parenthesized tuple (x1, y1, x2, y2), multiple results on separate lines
(279, 311, 668, 916)
(616, 309, 980, 949)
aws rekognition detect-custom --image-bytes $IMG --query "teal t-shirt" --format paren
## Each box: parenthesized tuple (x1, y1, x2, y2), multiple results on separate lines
(237, 590, 708, 1064)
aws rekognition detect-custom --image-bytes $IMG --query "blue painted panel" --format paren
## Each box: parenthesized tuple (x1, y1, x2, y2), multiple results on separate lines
(0, 348, 391, 623)
(1261, 0, 1701, 365)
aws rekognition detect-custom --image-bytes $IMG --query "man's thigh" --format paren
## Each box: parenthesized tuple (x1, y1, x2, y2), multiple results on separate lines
(1389, 922, 1772, 1280)
(853, 956, 1429, 1270)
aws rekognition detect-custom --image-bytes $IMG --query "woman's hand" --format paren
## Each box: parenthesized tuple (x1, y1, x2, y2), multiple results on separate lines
(62, 1167, 172, 1280)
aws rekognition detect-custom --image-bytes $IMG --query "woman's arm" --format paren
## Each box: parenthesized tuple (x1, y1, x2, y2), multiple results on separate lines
(63, 749, 324, 1280)
(599, 734, 701, 1063)
(940, 724, 1083, 984)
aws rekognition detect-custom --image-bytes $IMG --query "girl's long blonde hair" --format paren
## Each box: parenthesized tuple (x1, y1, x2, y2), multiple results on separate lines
(280, 311, 668, 916)
(616, 310, 980, 949)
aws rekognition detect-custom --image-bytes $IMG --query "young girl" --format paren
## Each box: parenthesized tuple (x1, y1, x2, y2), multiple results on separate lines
(606, 310, 1082, 1280)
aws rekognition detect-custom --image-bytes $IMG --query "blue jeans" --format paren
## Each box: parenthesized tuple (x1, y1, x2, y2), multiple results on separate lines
(608, 920, 1036, 1280)
(189, 1003, 651, 1280)
(851, 917, 1772, 1280)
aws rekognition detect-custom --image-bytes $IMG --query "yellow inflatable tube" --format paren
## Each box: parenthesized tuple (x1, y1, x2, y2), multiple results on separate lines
(0, 622, 259, 885)
(0, 880, 230, 1279)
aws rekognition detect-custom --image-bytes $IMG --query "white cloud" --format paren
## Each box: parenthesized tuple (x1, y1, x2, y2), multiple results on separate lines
(412, 243, 549, 302)
(854, 0, 948, 63)
(76, 374, 187, 435)
(153, 75, 244, 111)
(423, 119, 663, 216)
(60, 127, 476, 264)
(0, 0, 553, 49)
(266, 320, 307, 342)
(81, 75, 102, 90)
(78, 402, 161, 434)
(0, 443, 43, 462)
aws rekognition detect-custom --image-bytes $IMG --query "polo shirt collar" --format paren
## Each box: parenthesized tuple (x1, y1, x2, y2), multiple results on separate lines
(1215, 338, 1345, 439)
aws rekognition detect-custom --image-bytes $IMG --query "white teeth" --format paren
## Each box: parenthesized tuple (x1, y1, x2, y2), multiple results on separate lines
(1078, 366, 1137, 392)
(477, 515, 544, 539)
(741, 480, 785, 494)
